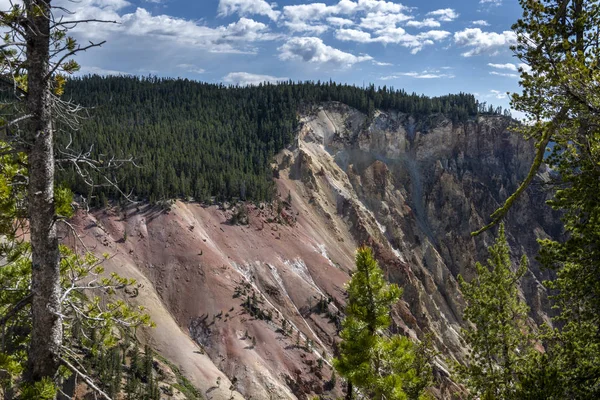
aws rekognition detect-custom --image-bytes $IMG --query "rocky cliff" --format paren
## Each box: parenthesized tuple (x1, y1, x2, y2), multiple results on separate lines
(68, 102, 560, 399)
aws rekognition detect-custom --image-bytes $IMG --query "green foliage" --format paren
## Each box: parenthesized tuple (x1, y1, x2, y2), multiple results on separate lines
(334, 246, 432, 400)
(54, 186, 74, 218)
(472, 1, 600, 398)
(155, 353, 204, 400)
(454, 224, 532, 399)
(0, 147, 27, 244)
(59, 76, 504, 204)
(405, 335, 436, 400)
(0, 143, 153, 397)
(20, 377, 58, 400)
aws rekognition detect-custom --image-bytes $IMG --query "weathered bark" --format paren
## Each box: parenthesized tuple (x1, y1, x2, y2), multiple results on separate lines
(24, 0, 62, 383)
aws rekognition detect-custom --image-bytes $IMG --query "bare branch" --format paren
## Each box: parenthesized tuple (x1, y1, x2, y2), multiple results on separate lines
(0, 294, 32, 327)
(45, 40, 106, 81)
(60, 356, 113, 400)
(52, 19, 119, 28)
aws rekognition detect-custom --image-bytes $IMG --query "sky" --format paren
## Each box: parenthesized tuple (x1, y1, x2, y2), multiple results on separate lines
(51, 0, 528, 112)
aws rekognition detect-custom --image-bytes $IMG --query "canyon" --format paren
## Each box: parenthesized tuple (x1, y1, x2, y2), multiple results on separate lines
(67, 102, 560, 399)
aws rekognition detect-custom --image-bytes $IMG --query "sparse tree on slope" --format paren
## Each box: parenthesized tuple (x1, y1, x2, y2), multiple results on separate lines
(334, 246, 432, 400)
(454, 224, 532, 400)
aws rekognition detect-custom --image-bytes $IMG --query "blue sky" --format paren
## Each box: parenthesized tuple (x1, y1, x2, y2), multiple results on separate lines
(56, 0, 528, 111)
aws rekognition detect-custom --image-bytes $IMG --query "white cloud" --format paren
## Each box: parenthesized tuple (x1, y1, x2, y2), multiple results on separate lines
(427, 8, 459, 22)
(373, 60, 393, 66)
(471, 20, 489, 26)
(56, 0, 129, 27)
(489, 89, 507, 99)
(281, 0, 409, 23)
(488, 63, 517, 71)
(282, 2, 342, 21)
(327, 17, 354, 27)
(336, 27, 449, 53)
(480, 0, 502, 6)
(223, 72, 288, 85)
(177, 64, 206, 74)
(336, 28, 374, 42)
(519, 63, 532, 73)
(283, 20, 329, 34)
(421, 30, 451, 41)
(490, 71, 518, 78)
(58, 0, 281, 54)
(357, 0, 408, 14)
(118, 10, 277, 53)
(406, 18, 441, 29)
(217, 0, 281, 21)
(381, 70, 455, 79)
(454, 28, 517, 57)
(359, 11, 412, 30)
(488, 62, 532, 76)
(278, 36, 372, 67)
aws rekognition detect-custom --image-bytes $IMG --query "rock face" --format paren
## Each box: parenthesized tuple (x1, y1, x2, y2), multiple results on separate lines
(70, 102, 561, 399)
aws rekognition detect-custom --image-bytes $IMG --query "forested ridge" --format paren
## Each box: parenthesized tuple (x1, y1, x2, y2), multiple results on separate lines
(60, 75, 504, 203)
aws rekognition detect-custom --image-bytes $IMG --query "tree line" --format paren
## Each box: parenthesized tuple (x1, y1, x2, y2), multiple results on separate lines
(58, 76, 505, 205)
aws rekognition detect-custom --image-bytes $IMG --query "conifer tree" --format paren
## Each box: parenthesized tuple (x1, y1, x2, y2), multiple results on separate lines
(471, 0, 600, 397)
(334, 246, 430, 400)
(454, 224, 531, 399)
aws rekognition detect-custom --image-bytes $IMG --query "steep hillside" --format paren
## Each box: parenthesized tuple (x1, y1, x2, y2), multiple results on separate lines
(68, 103, 560, 399)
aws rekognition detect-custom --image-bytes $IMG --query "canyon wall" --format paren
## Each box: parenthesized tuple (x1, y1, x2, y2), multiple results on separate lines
(70, 103, 560, 399)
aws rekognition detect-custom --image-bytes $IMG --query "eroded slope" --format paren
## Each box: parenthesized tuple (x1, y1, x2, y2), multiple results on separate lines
(71, 103, 559, 399)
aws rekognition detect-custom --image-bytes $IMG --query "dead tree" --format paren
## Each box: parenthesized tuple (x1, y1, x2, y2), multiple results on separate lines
(0, 0, 130, 390)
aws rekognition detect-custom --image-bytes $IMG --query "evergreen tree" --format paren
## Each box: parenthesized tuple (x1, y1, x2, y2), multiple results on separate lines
(334, 246, 431, 400)
(57, 76, 502, 204)
(454, 224, 531, 400)
(472, 1, 600, 397)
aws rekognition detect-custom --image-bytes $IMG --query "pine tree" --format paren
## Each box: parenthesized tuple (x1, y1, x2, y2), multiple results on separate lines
(334, 246, 430, 400)
(471, 1, 600, 397)
(454, 224, 531, 400)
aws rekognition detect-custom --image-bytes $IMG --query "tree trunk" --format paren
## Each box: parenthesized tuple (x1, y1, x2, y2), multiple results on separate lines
(25, 0, 62, 383)
(346, 381, 353, 400)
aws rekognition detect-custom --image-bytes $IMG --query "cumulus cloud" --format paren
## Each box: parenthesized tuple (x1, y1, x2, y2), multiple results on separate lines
(359, 11, 412, 30)
(357, 0, 408, 14)
(278, 36, 372, 67)
(281, 0, 409, 23)
(56, 0, 129, 29)
(283, 20, 329, 34)
(381, 70, 455, 79)
(282, 2, 345, 22)
(489, 89, 507, 99)
(336, 27, 449, 54)
(406, 18, 441, 29)
(277, 0, 454, 56)
(71, 3, 280, 54)
(327, 17, 354, 27)
(427, 8, 459, 22)
(217, 0, 281, 21)
(223, 72, 288, 85)
(454, 28, 517, 56)
(335, 28, 374, 43)
(490, 71, 518, 78)
(488, 62, 532, 76)
(488, 62, 517, 71)
(471, 20, 489, 26)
